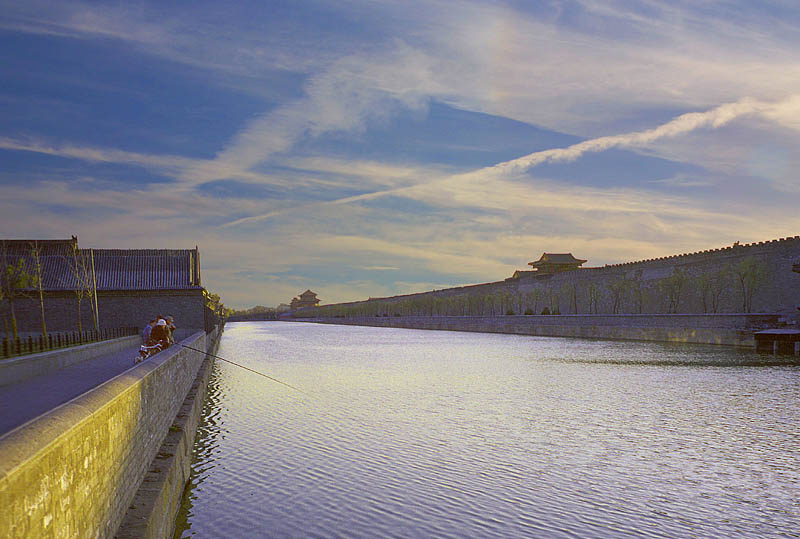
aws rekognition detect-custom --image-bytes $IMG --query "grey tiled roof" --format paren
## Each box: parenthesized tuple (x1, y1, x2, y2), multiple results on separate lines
(529, 253, 587, 266)
(92, 249, 201, 290)
(0, 242, 201, 291)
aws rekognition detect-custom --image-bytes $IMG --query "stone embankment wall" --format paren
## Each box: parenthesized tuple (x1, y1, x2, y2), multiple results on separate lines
(309, 237, 800, 318)
(0, 328, 219, 538)
(117, 329, 220, 538)
(298, 313, 784, 347)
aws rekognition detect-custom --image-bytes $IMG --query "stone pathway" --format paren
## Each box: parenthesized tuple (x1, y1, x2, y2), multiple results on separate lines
(0, 343, 143, 436)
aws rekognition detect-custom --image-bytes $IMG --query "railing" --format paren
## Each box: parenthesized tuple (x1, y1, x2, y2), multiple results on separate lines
(1, 327, 139, 359)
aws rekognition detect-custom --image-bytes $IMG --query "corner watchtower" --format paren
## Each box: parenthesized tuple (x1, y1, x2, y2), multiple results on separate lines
(528, 253, 587, 275)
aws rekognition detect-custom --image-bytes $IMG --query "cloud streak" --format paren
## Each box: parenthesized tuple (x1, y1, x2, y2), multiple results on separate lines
(222, 95, 799, 227)
(491, 96, 797, 175)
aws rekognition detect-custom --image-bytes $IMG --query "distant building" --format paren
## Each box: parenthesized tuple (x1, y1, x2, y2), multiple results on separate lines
(528, 253, 587, 275)
(276, 303, 292, 312)
(0, 237, 207, 336)
(290, 289, 320, 310)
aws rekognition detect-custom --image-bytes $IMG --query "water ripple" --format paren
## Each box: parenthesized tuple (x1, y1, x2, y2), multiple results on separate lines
(176, 322, 800, 538)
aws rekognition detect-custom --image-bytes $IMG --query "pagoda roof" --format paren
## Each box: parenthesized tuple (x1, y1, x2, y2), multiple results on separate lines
(299, 289, 317, 297)
(528, 252, 587, 267)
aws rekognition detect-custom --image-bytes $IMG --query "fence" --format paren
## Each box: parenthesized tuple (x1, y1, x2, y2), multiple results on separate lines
(1, 327, 139, 359)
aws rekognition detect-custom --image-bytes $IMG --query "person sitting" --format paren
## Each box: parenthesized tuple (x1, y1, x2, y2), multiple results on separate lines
(142, 319, 156, 343)
(148, 319, 171, 349)
(166, 315, 176, 343)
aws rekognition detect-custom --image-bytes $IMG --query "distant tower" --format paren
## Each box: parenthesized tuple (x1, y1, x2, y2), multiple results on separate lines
(291, 290, 320, 309)
(528, 253, 587, 275)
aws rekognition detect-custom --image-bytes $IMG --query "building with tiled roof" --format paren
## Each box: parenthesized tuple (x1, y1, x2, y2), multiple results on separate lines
(290, 290, 320, 310)
(0, 237, 208, 336)
(528, 253, 587, 274)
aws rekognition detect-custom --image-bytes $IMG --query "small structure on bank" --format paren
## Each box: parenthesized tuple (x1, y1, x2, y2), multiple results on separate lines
(290, 290, 320, 310)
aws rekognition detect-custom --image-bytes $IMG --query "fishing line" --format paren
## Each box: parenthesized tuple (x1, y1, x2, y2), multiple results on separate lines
(179, 343, 307, 395)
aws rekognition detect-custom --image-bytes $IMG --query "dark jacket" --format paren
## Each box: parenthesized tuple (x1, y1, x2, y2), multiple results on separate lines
(149, 324, 170, 345)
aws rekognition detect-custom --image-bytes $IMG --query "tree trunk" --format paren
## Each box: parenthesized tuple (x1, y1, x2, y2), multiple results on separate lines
(9, 298, 18, 340)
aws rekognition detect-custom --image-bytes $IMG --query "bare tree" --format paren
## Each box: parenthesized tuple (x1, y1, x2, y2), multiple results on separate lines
(29, 242, 47, 337)
(525, 289, 542, 314)
(562, 282, 578, 314)
(587, 281, 600, 314)
(733, 257, 767, 313)
(658, 268, 688, 314)
(63, 242, 93, 333)
(708, 268, 729, 313)
(696, 271, 712, 313)
(607, 275, 629, 314)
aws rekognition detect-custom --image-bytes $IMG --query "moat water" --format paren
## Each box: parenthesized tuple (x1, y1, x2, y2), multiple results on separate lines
(175, 321, 800, 538)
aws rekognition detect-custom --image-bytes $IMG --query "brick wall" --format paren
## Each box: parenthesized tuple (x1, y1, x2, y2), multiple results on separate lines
(0, 330, 213, 538)
(3, 290, 205, 335)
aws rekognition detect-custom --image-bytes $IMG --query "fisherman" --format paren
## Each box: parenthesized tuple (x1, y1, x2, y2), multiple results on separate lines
(149, 318, 171, 349)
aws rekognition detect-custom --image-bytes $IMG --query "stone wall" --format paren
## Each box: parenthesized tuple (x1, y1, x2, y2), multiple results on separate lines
(116, 328, 221, 538)
(311, 237, 800, 318)
(297, 313, 785, 347)
(0, 330, 212, 538)
(3, 289, 206, 335)
(0, 335, 141, 387)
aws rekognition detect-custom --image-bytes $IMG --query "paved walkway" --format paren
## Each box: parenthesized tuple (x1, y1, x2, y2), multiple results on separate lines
(0, 343, 144, 436)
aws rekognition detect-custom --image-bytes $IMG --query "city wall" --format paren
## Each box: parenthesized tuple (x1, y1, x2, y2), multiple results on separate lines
(309, 237, 800, 318)
(0, 328, 219, 538)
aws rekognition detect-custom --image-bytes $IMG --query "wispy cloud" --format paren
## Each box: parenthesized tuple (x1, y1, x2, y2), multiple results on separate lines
(222, 95, 799, 227)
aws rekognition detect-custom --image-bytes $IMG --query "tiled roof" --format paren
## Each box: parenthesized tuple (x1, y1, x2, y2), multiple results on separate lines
(0, 239, 76, 257)
(529, 253, 587, 266)
(0, 242, 201, 291)
(92, 249, 201, 290)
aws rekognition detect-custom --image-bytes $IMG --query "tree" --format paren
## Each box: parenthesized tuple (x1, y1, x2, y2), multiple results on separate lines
(0, 242, 38, 339)
(29, 242, 47, 337)
(587, 282, 600, 314)
(708, 268, 729, 313)
(695, 268, 730, 314)
(544, 286, 560, 314)
(658, 268, 688, 314)
(63, 241, 92, 333)
(562, 282, 578, 314)
(733, 257, 767, 313)
(607, 275, 629, 314)
(524, 289, 542, 315)
(628, 273, 645, 314)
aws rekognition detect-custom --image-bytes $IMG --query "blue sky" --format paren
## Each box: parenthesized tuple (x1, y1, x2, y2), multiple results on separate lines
(1, 0, 798, 308)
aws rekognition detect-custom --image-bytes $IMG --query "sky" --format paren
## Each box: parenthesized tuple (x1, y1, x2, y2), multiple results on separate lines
(0, 0, 798, 309)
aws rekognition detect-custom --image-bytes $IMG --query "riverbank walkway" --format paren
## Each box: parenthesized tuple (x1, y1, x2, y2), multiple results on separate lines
(0, 343, 142, 436)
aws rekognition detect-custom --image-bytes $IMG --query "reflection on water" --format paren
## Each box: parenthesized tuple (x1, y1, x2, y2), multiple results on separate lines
(173, 366, 227, 536)
(176, 322, 800, 538)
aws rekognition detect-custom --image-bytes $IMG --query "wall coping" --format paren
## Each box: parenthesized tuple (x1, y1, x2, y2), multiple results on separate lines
(0, 335, 142, 387)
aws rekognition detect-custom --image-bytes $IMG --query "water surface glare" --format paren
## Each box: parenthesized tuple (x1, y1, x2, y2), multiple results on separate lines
(176, 322, 800, 538)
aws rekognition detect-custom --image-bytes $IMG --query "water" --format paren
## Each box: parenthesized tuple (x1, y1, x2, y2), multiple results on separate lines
(175, 322, 800, 538)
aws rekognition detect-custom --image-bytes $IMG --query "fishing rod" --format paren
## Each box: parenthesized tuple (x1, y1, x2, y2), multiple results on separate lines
(179, 343, 306, 395)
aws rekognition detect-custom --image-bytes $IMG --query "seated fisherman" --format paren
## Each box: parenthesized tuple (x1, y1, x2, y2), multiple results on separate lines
(148, 318, 171, 349)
